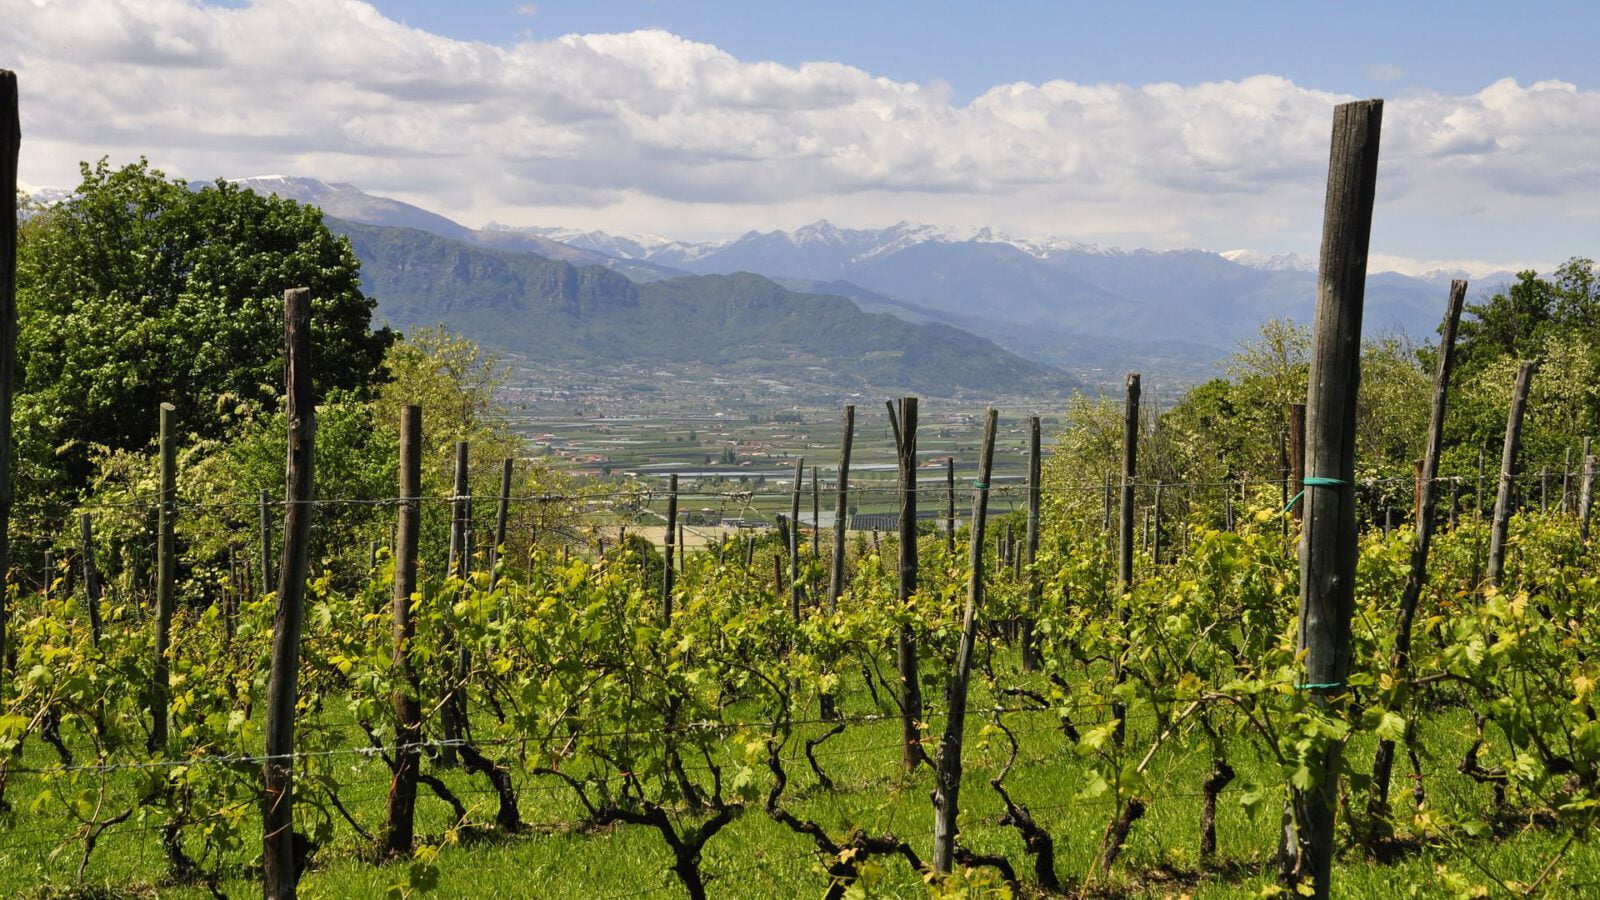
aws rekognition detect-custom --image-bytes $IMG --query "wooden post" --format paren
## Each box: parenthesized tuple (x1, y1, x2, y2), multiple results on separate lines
(1290, 98, 1382, 899)
(1369, 278, 1464, 821)
(1540, 467, 1549, 513)
(1580, 454, 1596, 545)
(152, 402, 177, 751)
(1021, 416, 1042, 672)
(441, 440, 469, 765)
(829, 405, 854, 611)
(264, 287, 315, 899)
(0, 70, 17, 703)
(1113, 373, 1140, 742)
(789, 457, 803, 622)
(448, 441, 469, 579)
(945, 456, 956, 554)
(490, 457, 512, 588)
(811, 465, 820, 562)
(931, 408, 997, 874)
(79, 513, 103, 646)
(1412, 458, 1425, 526)
(384, 405, 423, 856)
(259, 488, 273, 597)
(1487, 362, 1536, 589)
(663, 473, 677, 622)
(887, 397, 925, 770)
(1562, 447, 1573, 514)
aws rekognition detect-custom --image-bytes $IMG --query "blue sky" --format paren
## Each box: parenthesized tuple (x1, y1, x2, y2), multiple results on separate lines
(365, 0, 1599, 101)
(8, 1, 1600, 273)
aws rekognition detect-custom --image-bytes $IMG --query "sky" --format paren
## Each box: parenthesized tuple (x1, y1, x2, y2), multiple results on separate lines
(5, 0, 1600, 274)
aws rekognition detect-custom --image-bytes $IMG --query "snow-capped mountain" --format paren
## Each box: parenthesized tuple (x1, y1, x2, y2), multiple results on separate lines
(1219, 249, 1317, 272)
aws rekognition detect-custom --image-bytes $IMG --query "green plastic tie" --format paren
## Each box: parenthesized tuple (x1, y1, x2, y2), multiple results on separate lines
(1294, 681, 1344, 691)
(1282, 477, 1350, 513)
(972, 481, 989, 490)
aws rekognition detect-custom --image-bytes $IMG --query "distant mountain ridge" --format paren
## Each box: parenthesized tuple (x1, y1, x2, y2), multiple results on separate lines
(143, 175, 1525, 381)
(327, 218, 1077, 397)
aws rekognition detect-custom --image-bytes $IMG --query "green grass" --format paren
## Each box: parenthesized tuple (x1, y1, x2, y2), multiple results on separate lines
(1, 664, 1590, 898)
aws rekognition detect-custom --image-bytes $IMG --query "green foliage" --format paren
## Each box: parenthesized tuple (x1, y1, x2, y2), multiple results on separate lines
(15, 159, 393, 497)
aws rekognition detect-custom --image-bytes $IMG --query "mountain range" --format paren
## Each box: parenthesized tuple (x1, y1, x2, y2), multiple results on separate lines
(190, 177, 1519, 386)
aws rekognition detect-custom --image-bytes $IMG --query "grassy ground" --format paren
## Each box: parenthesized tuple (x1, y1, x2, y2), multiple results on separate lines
(1, 661, 1589, 898)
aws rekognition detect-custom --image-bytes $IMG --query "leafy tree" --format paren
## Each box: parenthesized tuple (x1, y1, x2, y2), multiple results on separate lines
(14, 159, 393, 500)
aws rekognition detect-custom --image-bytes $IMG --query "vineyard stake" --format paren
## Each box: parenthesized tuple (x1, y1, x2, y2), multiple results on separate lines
(0, 70, 16, 703)
(384, 405, 423, 856)
(1113, 373, 1140, 744)
(448, 441, 469, 579)
(829, 405, 853, 612)
(1369, 278, 1464, 824)
(1580, 453, 1596, 545)
(491, 457, 512, 588)
(152, 402, 177, 751)
(931, 407, 997, 875)
(79, 513, 102, 647)
(1021, 416, 1041, 672)
(887, 396, 925, 770)
(263, 287, 315, 899)
(1487, 361, 1536, 589)
(1562, 447, 1573, 513)
(946, 456, 956, 554)
(1290, 97, 1382, 899)
(789, 457, 803, 622)
(663, 473, 677, 623)
(442, 440, 470, 765)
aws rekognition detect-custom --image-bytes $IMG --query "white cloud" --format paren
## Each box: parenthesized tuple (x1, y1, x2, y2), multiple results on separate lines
(4, 0, 1597, 266)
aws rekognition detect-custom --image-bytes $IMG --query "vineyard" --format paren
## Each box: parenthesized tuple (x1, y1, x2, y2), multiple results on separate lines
(5, 63, 1600, 900)
(0, 397, 1598, 899)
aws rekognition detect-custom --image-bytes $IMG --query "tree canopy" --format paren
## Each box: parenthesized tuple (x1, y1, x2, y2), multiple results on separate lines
(15, 159, 393, 499)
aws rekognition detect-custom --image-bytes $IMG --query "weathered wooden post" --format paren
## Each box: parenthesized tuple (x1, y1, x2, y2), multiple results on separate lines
(829, 405, 854, 611)
(887, 397, 925, 769)
(789, 457, 804, 622)
(384, 405, 423, 856)
(1113, 373, 1140, 742)
(931, 407, 997, 875)
(1021, 416, 1042, 672)
(0, 70, 16, 702)
(79, 513, 103, 647)
(152, 402, 177, 751)
(663, 473, 677, 622)
(1289, 98, 1382, 899)
(1580, 454, 1596, 545)
(441, 441, 469, 765)
(945, 456, 956, 554)
(264, 287, 315, 899)
(1487, 362, 1536, 589)
(811, 466, 820, 562)
(490, 457, 512, 588)
(448, 442, 469, 578)
(1369, 279, 1464, 822)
